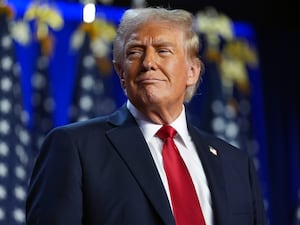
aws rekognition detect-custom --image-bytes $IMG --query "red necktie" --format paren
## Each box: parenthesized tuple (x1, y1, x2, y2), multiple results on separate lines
(156, 125, 206, 225)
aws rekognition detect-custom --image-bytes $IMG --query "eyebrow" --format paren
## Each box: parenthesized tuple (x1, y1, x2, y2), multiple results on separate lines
(126, 38, 176, 49)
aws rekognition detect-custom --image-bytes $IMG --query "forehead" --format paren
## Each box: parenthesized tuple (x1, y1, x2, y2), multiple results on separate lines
(126, 21, 185, 44)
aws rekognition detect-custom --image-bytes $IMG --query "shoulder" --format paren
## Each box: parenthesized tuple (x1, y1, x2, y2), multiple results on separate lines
(189, 124, 249, 158)
(47, 105, 131, 139)
(48, 116, 109, 138)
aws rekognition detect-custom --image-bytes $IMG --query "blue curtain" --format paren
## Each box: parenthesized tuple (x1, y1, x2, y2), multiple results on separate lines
(257, 31, 300, 225)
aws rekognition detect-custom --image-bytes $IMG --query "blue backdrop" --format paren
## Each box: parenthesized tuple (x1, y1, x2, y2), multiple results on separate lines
(2, 1, 300, 225)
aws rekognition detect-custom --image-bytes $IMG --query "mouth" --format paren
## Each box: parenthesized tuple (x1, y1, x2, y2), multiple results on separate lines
(136, 77, 165, 85)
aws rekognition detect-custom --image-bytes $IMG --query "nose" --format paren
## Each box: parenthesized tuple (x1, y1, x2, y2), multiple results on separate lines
(142, 49, 156, 71)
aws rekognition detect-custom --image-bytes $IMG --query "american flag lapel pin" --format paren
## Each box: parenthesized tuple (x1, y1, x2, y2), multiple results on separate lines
(209, 146, 218, 156)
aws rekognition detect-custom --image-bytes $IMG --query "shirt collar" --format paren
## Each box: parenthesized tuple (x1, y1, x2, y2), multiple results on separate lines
(127, 100, 190, 146)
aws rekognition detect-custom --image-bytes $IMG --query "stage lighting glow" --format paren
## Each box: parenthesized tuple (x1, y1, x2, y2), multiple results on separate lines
(83, 3, 96, 23)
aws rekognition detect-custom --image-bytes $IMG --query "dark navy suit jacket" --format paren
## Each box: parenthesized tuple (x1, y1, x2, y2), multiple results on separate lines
(26, 105, 267, 225)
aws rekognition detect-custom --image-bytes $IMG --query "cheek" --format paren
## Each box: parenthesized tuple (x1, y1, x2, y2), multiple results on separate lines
(164, 60, 185, 75)
(168, 62, 190, 82)
(124, 61, 140, 75)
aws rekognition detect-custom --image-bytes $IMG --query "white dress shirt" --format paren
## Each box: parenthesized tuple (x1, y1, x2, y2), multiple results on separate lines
(127, 100, 213, 225)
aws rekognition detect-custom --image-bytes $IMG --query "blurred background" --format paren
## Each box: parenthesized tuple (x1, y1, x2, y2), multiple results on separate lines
(0, 0, 299, 224)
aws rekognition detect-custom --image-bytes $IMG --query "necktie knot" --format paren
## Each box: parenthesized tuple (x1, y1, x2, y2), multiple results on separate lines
(156, 125, 177, 140)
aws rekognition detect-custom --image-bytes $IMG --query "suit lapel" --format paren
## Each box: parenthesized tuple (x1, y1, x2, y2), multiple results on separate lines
(188, 125, 230, 225)
(106, 106, 175, 225)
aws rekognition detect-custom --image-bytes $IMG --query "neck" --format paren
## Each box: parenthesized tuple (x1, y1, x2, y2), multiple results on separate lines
(129, 101, 184, 125)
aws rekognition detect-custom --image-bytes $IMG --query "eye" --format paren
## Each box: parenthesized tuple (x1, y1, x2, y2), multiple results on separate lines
(158, 48, 172, 55)
(126, 48, 143, 59)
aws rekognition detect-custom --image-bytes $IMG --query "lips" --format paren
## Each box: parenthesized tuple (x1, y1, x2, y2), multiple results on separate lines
(136, 77, 164, 84)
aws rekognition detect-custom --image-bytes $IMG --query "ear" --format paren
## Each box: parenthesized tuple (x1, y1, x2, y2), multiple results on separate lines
(186, 59, 201, 86)
(113, 62, 126, 89)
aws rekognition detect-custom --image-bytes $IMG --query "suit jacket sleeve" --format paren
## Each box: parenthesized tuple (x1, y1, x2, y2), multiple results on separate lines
(248, 154, 268, 225)
(26, 127, 83, 225)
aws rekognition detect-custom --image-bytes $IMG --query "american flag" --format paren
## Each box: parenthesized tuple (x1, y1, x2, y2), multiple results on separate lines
(30, 45, 54, 157)
(0, 12, 32, 224)
(69, 33, 116, 123)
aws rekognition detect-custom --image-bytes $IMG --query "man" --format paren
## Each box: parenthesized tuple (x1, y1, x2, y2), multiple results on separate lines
(26, 7, 267, 225)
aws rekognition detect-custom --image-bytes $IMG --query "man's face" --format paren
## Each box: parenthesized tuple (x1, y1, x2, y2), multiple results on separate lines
(117, 22, 200, 111)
